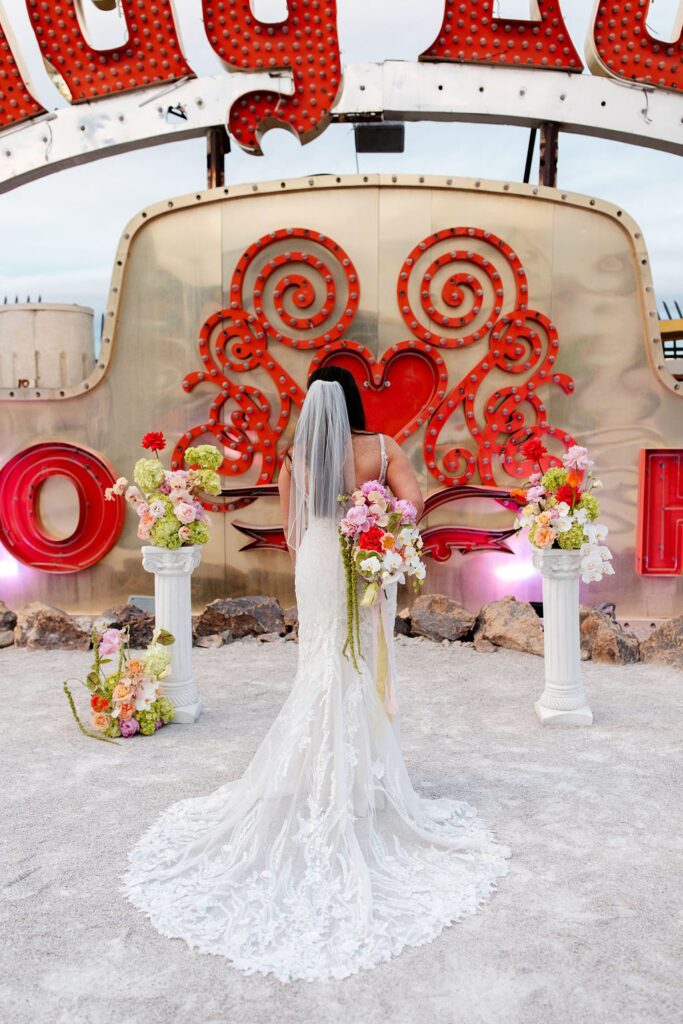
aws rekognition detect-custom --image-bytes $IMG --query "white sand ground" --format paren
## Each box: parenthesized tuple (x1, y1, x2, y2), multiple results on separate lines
(2, 637, 682, 1024)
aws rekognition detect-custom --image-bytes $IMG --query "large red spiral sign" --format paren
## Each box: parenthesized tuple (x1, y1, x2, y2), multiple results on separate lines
(173, 223, 575, 554)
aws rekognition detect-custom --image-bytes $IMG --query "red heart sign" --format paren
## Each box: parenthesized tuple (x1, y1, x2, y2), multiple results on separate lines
(309, 340, 447, 440)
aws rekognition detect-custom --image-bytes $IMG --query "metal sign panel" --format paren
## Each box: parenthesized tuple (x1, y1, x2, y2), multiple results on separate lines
(0, 175, 677, 619)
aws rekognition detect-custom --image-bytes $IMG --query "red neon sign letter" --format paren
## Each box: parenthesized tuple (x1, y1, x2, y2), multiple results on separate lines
(24, 0, 194, 102)
(421, 0, 583, 72)
(589, 1, 683, 92)
(637, 449, 683, 576)
(202, 0, 342, 154)
(0, 14, 45, 128)
(0, 442, 124, 572)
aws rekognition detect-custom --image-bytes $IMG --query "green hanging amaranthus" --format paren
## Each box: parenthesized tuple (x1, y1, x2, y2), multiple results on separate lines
(339, 526, 364, 673)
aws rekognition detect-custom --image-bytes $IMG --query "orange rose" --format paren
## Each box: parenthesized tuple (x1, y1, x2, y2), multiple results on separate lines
(535, 525, 556, 549)
(91, 711, 110, 732)
(112, 681, 133, 702)
(125, 659, 145, 679)
(118, 702, 136, 721)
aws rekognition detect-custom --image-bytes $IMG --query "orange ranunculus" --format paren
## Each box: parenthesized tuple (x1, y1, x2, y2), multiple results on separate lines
(118, 702, 136, 721)
(509, 488, 528, 503)
(566, 468, 583, 489)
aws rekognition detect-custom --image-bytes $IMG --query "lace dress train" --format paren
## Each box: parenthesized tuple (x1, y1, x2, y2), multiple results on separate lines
(122, 516, 511, 983)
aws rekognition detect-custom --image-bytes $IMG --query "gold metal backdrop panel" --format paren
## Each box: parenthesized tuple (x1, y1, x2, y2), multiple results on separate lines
(0, 175, 677, 619)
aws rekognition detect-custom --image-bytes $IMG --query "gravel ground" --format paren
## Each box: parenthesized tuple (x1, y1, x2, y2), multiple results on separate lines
(2, 637, 681, 1024)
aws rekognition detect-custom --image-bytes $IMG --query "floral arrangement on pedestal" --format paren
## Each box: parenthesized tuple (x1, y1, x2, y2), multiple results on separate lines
(63, 626, 176, 744)
(104, 432, 223, 549)
(511, 440, 614, 583)
(338, 480, 426, 672)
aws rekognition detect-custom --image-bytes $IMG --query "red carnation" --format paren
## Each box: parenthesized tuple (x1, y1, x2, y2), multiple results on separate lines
(141, 431, 166, 452)
(521, 438, 548, 462)
(555, 484, 578, 507)
(358, 526, 385, 553)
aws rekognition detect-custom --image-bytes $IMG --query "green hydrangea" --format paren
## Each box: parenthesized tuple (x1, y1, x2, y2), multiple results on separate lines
(557, 522, 587, 550)
(134, 458, 165, 495)
(541, 467, 568, 492)
(150, 515, 182, 549)
(137, 709, 158, 736)
(194, 468, 221, 496)
(143, 643, 171, 679)
(148, 491, 173, 515)
(105, 719, 121, 739)
(578, 493, 600, 520)
(186, 520, 209, 545)
(156, 696, 175, 725)
(185, 445, 222, 471)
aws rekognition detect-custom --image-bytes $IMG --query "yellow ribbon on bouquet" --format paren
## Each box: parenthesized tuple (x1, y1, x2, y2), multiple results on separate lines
(361, 582, 398, 718)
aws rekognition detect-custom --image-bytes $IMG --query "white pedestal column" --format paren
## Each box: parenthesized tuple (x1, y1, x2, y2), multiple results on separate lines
(141, 545, 202, 724)
(532, 548, 593, 726)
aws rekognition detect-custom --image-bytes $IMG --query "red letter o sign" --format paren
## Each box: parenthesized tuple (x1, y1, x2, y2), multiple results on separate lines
(0, 443, 124, 572)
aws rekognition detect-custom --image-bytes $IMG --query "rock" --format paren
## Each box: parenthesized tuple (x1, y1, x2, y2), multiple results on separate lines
(474, 596, 544, 657)
(0, 630, 14, 648)
(14, 602, 91, 651)
(579, 607, 640, 664)
(394, 615, 411, 637)
(410, 594, 476, 642)
(640, 617, 683, 668)
(195, 634, 225, 649)
(473, 637, 497, 654)
(0, 601, 17, 631)
(95, 603, 155, 648)
(195, 596, 285, 639)
(283, 606, 298, 632)
(258, 632, 283, 643)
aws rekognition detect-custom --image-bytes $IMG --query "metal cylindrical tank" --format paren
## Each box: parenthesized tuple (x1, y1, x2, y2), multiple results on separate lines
(0, 303, 95, 390)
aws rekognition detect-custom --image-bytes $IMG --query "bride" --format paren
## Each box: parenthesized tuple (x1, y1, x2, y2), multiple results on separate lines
(122, 366, 511, 983)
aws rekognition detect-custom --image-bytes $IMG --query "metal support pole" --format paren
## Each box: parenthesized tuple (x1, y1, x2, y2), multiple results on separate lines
(523, 127, 537, 184)
(539, 122, 559, 188)
(206, 126, 230, 189)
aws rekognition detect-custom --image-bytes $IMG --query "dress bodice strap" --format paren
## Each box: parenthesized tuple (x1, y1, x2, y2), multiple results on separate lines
(378, 433, 388, 485)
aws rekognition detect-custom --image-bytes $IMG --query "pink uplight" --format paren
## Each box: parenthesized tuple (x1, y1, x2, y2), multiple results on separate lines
(493, 559, 536, 583)
(0, 553, 19, 578)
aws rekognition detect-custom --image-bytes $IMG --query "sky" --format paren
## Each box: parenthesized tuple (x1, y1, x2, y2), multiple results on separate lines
(0, 0, 682, 335)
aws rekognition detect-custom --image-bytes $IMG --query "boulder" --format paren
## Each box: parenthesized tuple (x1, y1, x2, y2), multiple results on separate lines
(195, 596, 285, 639)
(14, 602, 91, 651)
(474, 596, 544, 657)
(0, 630, 14, 648)
(640, 617, 683, 669)
(410, 594, 476, 642)
(0, 601, 17, 631)
(579, 607, 640, 664)
(95, 603, 155, 648)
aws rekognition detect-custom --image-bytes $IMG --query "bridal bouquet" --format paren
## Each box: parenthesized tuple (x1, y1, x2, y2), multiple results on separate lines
(511, 440, 614, 583)
(63, 626, 176, 744)
(338, 480, 426, 700)
(104, 432, 223, 549)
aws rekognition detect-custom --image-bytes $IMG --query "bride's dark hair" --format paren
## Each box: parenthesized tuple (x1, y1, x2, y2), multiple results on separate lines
(307, 365, 367, 432)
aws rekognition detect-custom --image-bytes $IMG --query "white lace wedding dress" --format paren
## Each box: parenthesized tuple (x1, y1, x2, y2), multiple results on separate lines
(122, 445, 511, 984)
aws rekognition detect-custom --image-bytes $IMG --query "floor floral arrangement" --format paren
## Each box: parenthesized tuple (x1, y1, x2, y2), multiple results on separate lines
(63, 626, 176, 744)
